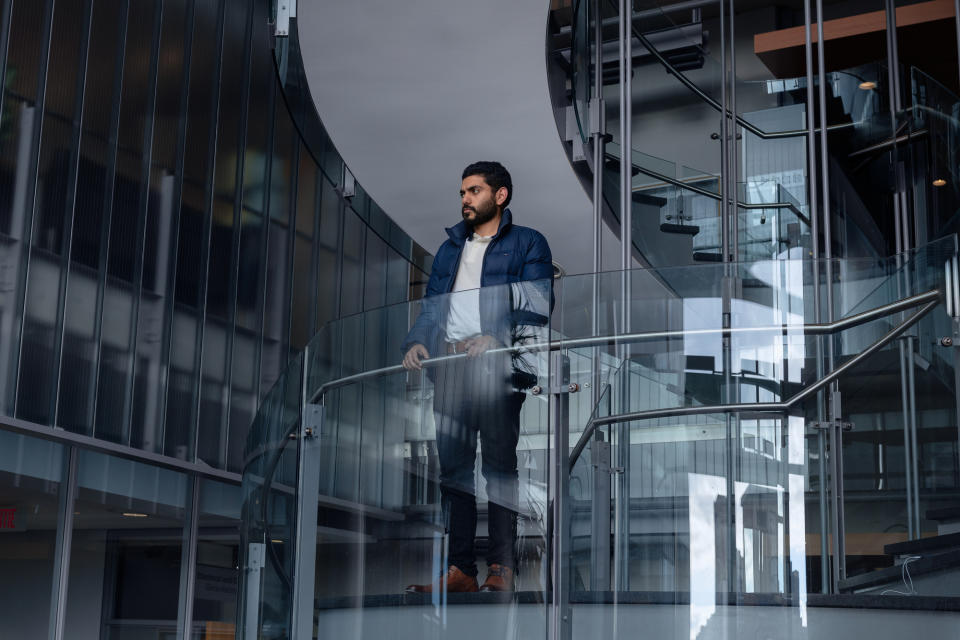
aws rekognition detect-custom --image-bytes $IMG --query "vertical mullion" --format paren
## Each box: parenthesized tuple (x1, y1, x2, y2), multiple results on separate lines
(332, 195, 344, 321)
(283, 132, 300, 360)
(220, 0, 256, 465)
(254, 77, 277, 404)
(308, 162, 322, 337)
(175, 475, 201, 639)
(51, 0, 95, 426)
(87, 0, 131, 433)
(47, 446, 78, 640)
(189, 0, 228, 462)
(119, 0, 164, 445)
(802, 0, 829, 594)
(0, 0, 12, 109)
(157, 0, 197, 449)
(11, 0, 56, 415)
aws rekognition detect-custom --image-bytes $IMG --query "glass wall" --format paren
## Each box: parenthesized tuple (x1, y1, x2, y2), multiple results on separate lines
(560, 0, 960, 619)
(241, 243, 960, 640)
(0, 430, 65, 639)
(0, 0, 430, 638)
(0, 0, 430, 474)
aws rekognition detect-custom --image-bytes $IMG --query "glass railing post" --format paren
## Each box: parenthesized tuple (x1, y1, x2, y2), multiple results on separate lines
(827, 389, 848, 585)
(550, 350, 572, 640)
(291, 347, 320, 639)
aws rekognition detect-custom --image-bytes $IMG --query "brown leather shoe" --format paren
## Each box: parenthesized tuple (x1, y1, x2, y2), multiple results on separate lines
(405, 565, 479, 593)
(479, 564, 514, 592)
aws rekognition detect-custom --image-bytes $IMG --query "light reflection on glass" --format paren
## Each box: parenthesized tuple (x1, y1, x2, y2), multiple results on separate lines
(688, 472, 725, 640)
(789, 417, 808, 626)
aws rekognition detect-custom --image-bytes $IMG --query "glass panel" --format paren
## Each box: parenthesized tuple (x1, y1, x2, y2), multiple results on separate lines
(93, 0, 161, 446)
(339, 210, 365, 316)
(290, 234, 313, 350)
(15, 0, 87, 426)
(0, 429, 64, 639)
(129, 0, 190, 454)
(242, 276, 554, 639)
(164, 0, 222, 460)
(239, 351, 302, 639)
(259, 99, 294, 399)
(363, 228, 387, 311)
(225, 0, 274, 473)
(57, 0, 125, 436)
(556, 246, 956, 628)
(66, 448, 189, 639)
(192, 478, 242, 640)
(0, 0, 50, 414)
(315, 177, 340, 329)
(620, 0, 724, 268)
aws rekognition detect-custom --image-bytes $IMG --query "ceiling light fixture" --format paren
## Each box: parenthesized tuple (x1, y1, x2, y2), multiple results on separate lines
(933, 178, 947, 187)
(859, 81, 877, 90)
(122, 512, 148, 518)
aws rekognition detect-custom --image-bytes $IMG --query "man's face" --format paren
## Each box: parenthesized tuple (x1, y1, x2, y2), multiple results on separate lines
(460, 175, 504, 227)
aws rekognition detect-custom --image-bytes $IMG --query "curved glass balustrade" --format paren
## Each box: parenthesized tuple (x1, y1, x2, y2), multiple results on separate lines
(240, 238, 960, 639)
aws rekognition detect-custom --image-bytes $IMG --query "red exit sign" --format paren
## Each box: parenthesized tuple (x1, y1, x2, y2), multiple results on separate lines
(0, 507, 20, 531)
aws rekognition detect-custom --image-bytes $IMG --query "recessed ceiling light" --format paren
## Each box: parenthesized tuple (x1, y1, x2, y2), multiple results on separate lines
(933, 178, 947, 187)
(859, 81, 877, 90)
(122, 512, 148, 518)
(271, 539, 284, 544)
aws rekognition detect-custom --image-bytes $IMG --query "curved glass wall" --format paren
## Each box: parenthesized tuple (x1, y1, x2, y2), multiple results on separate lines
(242, 237, 960, 639)
(0, 0, 429, 472)
(0, 0, 429, 637)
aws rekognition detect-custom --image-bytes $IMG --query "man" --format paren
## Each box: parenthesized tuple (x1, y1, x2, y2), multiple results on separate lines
(401, 161, 553, 593)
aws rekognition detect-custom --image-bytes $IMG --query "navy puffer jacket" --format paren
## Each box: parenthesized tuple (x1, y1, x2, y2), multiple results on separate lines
(401, 209, 554, 369)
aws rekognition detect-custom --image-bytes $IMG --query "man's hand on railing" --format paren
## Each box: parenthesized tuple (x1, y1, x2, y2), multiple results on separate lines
(465, 335, 499, 358)
(402, 344, 430, 370)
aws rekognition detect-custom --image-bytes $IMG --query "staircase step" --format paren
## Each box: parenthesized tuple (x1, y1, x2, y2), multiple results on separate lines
(692, 251, 722, 262)
(604, 157, 640, 177)
(660, 222, 699, 235)
(927, 507, 960, 534)
(927, 507, 960, 523)
(885, 532, 960, 556)
(633, 191, 668, 206)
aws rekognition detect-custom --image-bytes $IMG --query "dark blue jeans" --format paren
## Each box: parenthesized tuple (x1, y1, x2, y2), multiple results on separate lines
(432, 352, 524, 577)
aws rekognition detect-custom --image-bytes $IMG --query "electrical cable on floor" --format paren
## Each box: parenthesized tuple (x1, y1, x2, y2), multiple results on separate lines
(881, 555, 921, 595)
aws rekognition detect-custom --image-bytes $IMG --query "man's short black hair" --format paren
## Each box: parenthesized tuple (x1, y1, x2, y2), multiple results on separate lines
(462, 161, 512, 208)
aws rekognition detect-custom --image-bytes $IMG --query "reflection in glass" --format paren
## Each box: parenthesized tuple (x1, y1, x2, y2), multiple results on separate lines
(65, 449, 188, 639)
(0, 430, 64, 639)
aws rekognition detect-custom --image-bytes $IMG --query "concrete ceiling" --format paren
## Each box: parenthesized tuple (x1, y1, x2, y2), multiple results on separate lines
(297, 0, 594, 275)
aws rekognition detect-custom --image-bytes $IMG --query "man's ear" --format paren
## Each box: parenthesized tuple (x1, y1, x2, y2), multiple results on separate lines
(495, 187, 508, 206)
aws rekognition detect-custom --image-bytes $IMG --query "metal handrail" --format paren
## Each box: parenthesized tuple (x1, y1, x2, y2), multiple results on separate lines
(306, 288, 940, 405)
(623, 14, 856, 141)
(568, 294, 941, 468)
(607, 150, 813, 226)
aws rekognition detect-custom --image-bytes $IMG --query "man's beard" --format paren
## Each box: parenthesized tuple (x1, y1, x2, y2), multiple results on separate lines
(462, 199, 498, 228)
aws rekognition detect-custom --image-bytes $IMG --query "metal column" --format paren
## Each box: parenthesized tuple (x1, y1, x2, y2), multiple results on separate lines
(589, 0, 612, 593)
(614, 0, 633, 593)
(550, 352, 572, 640)
(48, 447, 78, 640)
(291, 347, 322, 639)
(176, 476, 201, 639)
(803, 0, 830, 593)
